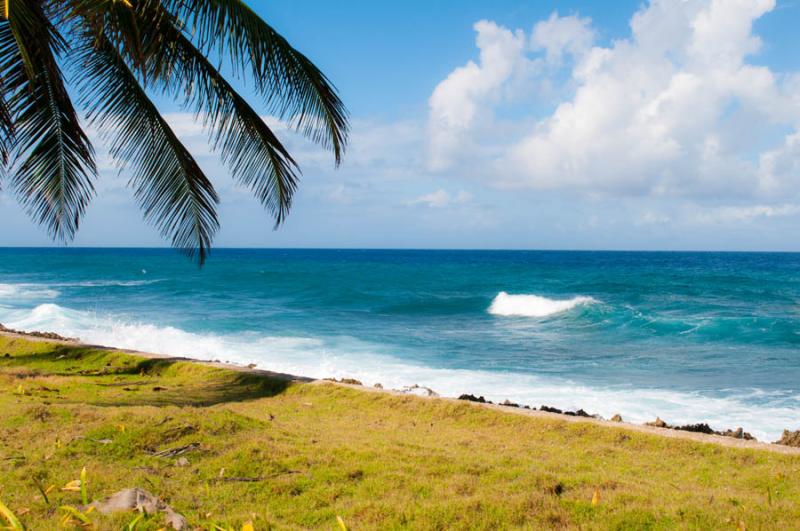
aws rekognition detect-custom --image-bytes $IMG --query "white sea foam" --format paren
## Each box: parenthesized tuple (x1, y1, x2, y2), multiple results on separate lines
(0, 301, 797, 442)
(0, 279, 160, 302)
(53, 279, 164, 288)
(488, 291, 597, 317)
(0, 283, 60, 300)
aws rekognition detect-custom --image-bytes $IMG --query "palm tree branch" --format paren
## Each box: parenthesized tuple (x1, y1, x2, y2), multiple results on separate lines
(4, 0, 96, 241)
(165, 0, 348, 164)
(74, 29, 219, 263)
(132, 7, 300, 225)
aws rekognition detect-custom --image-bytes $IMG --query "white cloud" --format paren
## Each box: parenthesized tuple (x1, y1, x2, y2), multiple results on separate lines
(429, 0, 800, 205)
(407, 189, 472, 208)
(531, 12, 594, 63)
(427, 20, 529, 170)
(693, 203, 800, 224)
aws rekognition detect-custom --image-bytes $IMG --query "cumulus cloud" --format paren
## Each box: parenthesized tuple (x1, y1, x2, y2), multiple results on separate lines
(531, 12, 594, 63)
(427, 21, 529, 170)
(429, 0, 800, 205)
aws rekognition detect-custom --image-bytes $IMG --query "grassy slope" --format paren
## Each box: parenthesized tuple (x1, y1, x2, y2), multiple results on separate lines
(1, 335, 799, 530)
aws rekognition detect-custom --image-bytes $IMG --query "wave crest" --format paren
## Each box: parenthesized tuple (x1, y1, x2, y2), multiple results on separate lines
(488, 291, 597, 317)
(0, 283, 59, 300)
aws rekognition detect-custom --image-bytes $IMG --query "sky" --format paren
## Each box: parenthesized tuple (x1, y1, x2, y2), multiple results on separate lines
(2, 0, 800, 251)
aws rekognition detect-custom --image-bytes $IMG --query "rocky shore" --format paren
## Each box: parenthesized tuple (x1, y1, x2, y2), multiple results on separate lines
(0, 323, 75, 342)
(326, 377, 800, 448)
(453, 393, 800, 446)
(4, 324, 799, 450)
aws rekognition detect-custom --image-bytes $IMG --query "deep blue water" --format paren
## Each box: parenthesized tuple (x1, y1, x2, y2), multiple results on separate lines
(1, 248, 799, 440)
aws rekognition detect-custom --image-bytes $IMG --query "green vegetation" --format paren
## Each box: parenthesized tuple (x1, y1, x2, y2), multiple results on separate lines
(1, 334, 799, 529)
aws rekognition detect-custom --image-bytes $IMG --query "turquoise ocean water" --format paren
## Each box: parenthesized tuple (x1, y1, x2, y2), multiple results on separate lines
(0, 248, 798, 440)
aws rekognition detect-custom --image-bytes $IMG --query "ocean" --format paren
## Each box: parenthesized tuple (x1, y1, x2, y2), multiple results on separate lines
(0, 248, 798, 441)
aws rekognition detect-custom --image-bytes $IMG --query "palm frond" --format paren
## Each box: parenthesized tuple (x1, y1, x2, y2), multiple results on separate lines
(166, 0, 348, 164)
(4, 0, 96, 241)
(75, 30, 219, 263)
(131, 7, 299, 224)
(0, 21, 15, 167)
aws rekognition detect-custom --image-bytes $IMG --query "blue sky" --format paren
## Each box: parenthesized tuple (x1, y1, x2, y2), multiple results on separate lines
(2, 0, 800, 251)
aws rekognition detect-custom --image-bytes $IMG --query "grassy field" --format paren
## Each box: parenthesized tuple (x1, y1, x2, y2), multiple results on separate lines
(1, 334, 800, 530)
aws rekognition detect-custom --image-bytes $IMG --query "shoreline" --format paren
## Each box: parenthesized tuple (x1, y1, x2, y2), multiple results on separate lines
(2, 325, 799, 455)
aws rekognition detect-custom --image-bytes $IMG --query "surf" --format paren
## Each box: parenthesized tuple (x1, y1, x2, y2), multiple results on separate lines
(488, 291, 597, 317)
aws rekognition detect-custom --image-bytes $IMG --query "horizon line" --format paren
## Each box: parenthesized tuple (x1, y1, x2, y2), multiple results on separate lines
(1, 246, 800, 254)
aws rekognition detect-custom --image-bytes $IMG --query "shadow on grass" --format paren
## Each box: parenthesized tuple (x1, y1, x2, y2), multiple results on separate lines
(1, 339, 300, 408)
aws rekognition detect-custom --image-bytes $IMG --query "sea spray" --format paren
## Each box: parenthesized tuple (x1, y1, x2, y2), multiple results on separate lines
(488, 291, 597, 317)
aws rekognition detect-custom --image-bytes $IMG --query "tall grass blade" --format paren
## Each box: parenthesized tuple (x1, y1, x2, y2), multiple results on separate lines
(0, 498, 24, 530)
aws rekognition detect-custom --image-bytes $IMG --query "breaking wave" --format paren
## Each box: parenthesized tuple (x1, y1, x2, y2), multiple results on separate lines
(488, 291, 597, 317)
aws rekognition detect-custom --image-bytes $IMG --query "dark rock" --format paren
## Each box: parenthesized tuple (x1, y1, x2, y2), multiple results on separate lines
(647, 417, 668, 428)
(374, 383, 383, 389)
(573, 409, 592, 418)
(610, 414, 623, 422)
(458, 394, 487, 403)
(674, 423, 715, 434)
(501, 399, 520, 408)
(774, 429, 800, 447)
(540, 405, 563, 414)
(720, 427, 754, 440)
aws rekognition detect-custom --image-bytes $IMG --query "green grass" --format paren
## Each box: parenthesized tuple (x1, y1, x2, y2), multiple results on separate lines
(1, 335, 799, 530)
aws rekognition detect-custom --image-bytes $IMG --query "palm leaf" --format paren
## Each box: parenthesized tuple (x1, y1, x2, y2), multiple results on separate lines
(166, 0, 348, 163)
(75, 30, 219, 263)
(0, 20, 16, 167)
(134, 7, 300, 224)
(4, 0, 96, 241)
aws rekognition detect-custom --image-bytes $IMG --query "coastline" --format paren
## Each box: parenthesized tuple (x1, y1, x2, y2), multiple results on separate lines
(2, 325, 797, 455)
(4, 326, 800, 528)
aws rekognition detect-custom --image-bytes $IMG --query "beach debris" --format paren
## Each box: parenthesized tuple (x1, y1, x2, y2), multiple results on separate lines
(647, 417, 668, 428)
(774, 429, 800, 447)
(610, 414, 623, 422)
(150, 442, 200, 458)
(83, 488, 187, 530)
(212, 476, 265, 483)
(400, 384, 439, 397)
